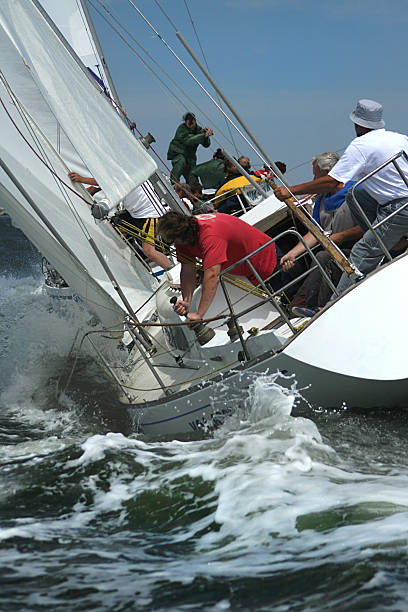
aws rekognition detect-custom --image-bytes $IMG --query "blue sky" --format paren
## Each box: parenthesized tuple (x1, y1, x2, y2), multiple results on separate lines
(88, 0, 408, 183)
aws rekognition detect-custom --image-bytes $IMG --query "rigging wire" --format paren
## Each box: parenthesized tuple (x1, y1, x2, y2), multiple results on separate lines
(85, 2, 349, 187)
(1, 81, 159, 314)
(128, 0, 358, 273)
(153, 0, 240, 154)
(88, 1, 348, 182)
(75, 0, 103, 82)
(2, 84, 304, 327)
(0, 88, 97, 247)
(87, 2, 249, 205)
(286, 146, 347, 176)
(90, 0, 240, 153)
(89, 0, 184, 114)
(182, 0, 239, 156)
(0, 85, 92, 212)
(89, 0, 215, 191)
(125, 1, 271, 170)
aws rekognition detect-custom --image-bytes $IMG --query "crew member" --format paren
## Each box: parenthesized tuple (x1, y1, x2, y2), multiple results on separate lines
(273, 99, 408, 294)
(167, 112, 213, 183)
(157, 211, 279, 321)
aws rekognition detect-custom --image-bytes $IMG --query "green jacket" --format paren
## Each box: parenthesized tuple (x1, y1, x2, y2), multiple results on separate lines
(167, 123, 211, 164)
(189, 158, 226, 189)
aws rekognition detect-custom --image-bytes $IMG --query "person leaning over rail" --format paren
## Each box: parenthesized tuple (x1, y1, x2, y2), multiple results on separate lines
(157, 211, 282, 322)
(167, 112, 213, 184)
(68, 173, 173, 271)
(273, 99, 408, 297)
(280, 151, 363, 317)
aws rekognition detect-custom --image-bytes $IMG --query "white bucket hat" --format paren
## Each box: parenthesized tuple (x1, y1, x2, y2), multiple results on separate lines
(349, 99, 385, 129)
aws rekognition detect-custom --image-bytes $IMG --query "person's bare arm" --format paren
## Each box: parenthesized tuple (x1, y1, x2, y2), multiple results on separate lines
(280, 232, 318, 270)
(68, 172, 98, 186)
(87, 185, 101, 196)
(187, 264, 221, 321)
(330, 225, 363, 245)
(273, 175, 340, 201)
(173, 263, 197, 316)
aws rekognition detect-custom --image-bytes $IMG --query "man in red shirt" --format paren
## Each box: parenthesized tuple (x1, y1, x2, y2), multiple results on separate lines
(157, 212, 278, 321)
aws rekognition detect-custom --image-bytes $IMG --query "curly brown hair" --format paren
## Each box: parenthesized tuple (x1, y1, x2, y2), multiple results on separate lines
(157, 211, 199, 245)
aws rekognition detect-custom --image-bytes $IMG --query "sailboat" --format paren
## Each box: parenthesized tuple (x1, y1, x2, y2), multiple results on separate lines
(1, 0, 408, 436)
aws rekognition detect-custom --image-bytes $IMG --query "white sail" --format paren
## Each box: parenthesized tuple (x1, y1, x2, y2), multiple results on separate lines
(39, 0, 116, 100)
(0, 0, 156, 206)
(0, 11, 159, 326)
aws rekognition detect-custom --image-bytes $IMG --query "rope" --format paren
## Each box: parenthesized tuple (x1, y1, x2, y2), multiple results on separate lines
(286, 147, 347, 176)
(89, 0, 219, 196)
(116, 219, 274, 296)
(60, 320, 240, 395)
(75, 0, 102, 80)
(125, 2, 282, 175)
(128, 313, 227, 328)
(155, 0, 240, 154)
(119, 217, 285, 306)
(0, 78, 110, 283)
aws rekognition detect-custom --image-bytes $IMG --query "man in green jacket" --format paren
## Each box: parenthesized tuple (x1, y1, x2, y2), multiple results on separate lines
(167, 112, 213, 183)
(189, 148, 226, 189)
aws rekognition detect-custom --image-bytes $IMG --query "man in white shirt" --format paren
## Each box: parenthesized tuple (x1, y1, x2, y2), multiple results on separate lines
(119, 182, 173, 271)
(274, 99, 408, 295)
(68, 174, 173, 270)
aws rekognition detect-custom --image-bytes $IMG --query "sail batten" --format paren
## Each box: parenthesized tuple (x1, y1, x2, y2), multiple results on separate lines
(0, 0, 157, 206)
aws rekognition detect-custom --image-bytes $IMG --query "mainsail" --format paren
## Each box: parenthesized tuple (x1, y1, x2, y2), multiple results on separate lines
(0, 0, 161, 326)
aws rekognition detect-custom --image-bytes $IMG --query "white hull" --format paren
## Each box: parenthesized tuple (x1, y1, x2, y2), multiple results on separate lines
(123, 254, 408, 435)
(128, 353, 408, 436)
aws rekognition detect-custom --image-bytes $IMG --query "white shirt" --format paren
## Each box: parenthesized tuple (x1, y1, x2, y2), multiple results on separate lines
(122, 181, 165, 218)
(329, 129, 408, 205)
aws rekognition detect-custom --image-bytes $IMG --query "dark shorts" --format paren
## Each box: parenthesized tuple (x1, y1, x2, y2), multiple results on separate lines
(117, 211, 159, 245)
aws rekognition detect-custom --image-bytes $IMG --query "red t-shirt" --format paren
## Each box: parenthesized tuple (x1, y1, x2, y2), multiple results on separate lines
(176, 213, 277, 285)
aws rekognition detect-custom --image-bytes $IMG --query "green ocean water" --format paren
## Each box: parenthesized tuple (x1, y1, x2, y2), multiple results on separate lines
(1, 215, 408, 611)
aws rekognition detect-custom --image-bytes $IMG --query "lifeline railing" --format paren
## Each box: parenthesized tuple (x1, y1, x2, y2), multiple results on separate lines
(348, 150, 408, 262)
(218, 228, 344, 361)
(218, 152, 408, 361)
(62, 150, 408, 389)
(63, 226, 342, 393)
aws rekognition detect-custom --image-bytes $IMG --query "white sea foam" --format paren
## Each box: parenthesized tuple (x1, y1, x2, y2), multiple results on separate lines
(0, 273, 104, 436)
(0, 436, 66, 463)
(2, 273, 408, 583)
(66, 432, 149, 467)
